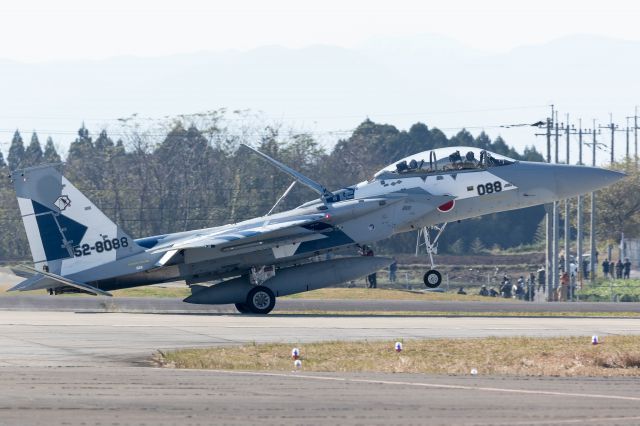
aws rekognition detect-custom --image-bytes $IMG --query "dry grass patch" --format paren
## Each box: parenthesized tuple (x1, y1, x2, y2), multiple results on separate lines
(159, 335, 640, 377)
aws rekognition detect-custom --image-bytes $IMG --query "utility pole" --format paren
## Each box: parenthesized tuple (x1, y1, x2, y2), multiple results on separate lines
(564, 114, 570, 276)
(546, 111, 553, 301)
(558, 116, 586, 285)
(626, 117, 630, 160)
(589, 120, 600, 282)
(576, 119, 584, 289)
(535, 104, 554, 301)
(626, 106, 639, 167)
(599, 114, 620, 164)
(552, 110, 560, 300)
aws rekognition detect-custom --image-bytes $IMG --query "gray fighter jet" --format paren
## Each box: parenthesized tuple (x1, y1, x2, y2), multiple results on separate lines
(9, 145, 623, 313)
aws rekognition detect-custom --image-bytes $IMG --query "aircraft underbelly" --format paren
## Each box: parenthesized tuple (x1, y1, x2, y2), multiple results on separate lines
(416, 189, 523, 227)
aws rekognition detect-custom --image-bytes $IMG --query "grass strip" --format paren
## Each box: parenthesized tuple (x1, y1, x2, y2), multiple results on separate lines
(158, 335, 640, 377)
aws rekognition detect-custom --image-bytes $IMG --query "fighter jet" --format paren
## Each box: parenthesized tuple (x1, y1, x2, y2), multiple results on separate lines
(8, 145, 624, 314)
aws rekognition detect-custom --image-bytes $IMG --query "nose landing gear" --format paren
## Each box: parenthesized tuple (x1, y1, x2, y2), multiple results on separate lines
(416, 223, 447, 289)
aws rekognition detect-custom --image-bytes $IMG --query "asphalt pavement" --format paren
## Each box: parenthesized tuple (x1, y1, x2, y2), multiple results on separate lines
(1, 367, 639, 425)
(0, 297, 639, 425)
(0, 294, 639, 313)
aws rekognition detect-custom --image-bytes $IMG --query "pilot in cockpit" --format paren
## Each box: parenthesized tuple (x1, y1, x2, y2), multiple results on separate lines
(448, 150, 462, 165)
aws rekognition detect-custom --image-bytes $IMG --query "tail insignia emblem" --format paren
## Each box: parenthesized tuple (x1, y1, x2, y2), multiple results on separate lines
(55, 195, 71, 211)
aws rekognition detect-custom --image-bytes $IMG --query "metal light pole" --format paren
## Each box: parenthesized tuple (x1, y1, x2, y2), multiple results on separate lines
(564, 114, 570, 275)
(551, 111, 560, 300)
(577, 120, 583, 286)
(589, 121, 597, 282)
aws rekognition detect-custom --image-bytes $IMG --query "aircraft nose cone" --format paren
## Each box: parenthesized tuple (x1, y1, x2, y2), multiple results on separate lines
(554, 166, 625, 198)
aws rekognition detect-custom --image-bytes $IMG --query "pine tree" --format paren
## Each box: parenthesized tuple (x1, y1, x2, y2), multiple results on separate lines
(448, 238, 466, 255)
(7, 130, 25, 170)
(67, 123, 93, 162)
(94, 129, 114, 152)
(24, 132, 43, 166)
(470, 237, 486, 254)
(43, 137, 61, 163)
(0, 151, 6, 168)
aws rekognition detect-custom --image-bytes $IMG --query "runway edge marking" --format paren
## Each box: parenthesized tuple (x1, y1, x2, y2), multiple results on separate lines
(187, 369, 640, 402)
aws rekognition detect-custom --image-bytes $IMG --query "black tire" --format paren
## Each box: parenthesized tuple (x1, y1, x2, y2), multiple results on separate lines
(235, 303, 251, 314)
(246, 286, 276, 314)
(423, 270, 442, 288)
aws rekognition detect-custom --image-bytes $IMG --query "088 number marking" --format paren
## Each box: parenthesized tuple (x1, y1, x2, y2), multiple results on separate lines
(73, 237, 129, 257)
(476, 181, 502, 196)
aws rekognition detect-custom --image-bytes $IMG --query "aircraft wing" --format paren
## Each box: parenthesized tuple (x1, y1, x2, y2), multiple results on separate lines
(147, 213, 329, 255)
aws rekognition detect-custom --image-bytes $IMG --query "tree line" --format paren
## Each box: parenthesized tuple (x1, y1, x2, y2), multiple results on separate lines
(0, 113, 567, 261)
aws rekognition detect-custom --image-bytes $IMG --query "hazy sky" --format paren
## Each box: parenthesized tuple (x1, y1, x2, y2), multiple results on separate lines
(3, 0, 640, 62)
(1, 0, 639, 166)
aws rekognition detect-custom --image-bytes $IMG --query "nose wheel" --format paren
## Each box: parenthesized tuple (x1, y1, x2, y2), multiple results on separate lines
(423, 270, 442, 288)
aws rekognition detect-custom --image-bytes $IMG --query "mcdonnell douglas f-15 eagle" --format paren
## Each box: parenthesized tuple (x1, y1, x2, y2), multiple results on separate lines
(8, 145, 623, 314)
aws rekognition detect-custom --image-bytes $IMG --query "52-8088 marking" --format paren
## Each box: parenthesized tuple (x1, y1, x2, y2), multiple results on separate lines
(73, 237, 129, 257)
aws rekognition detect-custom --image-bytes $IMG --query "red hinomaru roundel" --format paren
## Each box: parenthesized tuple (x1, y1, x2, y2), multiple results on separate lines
(437, 200, 455, 212)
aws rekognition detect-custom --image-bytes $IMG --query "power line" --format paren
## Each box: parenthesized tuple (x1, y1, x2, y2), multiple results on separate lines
(0, 104, 550, 123)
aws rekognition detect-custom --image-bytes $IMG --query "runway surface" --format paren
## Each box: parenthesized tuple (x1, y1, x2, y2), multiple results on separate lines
(2, 367, 640, 425)
(0, 302, 639, 425)
(1, 294, 639, 313)
(1, 310, 640, 367)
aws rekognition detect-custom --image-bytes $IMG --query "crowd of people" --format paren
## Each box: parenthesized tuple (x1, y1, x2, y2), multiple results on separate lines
(476, 272, 538, 301)
(601, 258, 632, 279)
(356, 249, 633, 300)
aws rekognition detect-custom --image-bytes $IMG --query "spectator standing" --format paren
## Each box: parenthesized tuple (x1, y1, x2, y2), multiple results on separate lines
(582, 259, 590, 280)
(623, 258, 632, 279)
(559, 272, 570, 301)
(616, 259, 623, 279)
(602, 259, 610, 278)
(569, 261, 577, 301)
(361, 246, 377, 288)
(537, 266, 546, 294)
(500, 276, 512, 298)
(515, 276, 525, 300)
(389, 258, 398, 283)
(526, 273, 536, 301)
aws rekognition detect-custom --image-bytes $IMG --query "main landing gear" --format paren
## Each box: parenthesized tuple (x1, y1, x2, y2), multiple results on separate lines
(416, 223, 447, 289)
(236, 286, 276, 314)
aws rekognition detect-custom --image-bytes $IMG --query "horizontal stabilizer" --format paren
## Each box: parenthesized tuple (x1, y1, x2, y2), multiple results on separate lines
(8, 274, 60, 292)
(10, 267, 35, 279)
(12, 265, 112, 297)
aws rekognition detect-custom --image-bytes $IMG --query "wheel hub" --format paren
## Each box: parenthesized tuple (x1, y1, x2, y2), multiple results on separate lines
(253, 291, 271, 309)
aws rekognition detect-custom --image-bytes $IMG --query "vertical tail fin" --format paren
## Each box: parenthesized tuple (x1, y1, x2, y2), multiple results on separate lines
(11, 164, 143, 276)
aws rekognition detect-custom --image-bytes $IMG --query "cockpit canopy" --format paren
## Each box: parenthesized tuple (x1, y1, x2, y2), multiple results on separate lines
(374, 146, 517, 178)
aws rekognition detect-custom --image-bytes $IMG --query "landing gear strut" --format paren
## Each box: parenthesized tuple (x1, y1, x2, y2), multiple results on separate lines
(416, 223, 447, 288)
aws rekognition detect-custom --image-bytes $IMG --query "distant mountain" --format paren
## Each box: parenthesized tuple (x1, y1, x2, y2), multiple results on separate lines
(0, 33, 638, 161)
